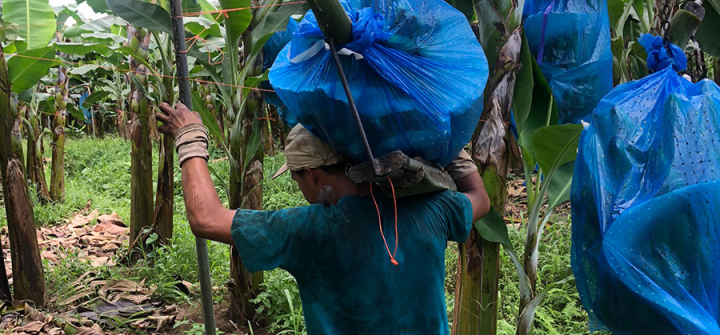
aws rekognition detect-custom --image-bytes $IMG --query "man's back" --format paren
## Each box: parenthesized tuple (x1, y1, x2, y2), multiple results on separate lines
(231, 189, 473, 334)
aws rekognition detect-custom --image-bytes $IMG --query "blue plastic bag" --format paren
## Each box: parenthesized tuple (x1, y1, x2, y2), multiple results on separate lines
(262, 19, 299, 128)
(523, 0, 613, 124)
(268, 0, 488, 166)
(571, 51, 720, 333)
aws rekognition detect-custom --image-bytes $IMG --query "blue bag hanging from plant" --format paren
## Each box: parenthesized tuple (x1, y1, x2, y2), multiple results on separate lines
(268, 0, 489, 166)
(523, 0, 613, 124)
(571, 36, 720, 334)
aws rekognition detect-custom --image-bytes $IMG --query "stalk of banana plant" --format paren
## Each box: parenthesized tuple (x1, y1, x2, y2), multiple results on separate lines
(228, 25, 266, 325)
(0, 45, 45, 305)
(452, 27, 523, 335)
(715, 58, 720, 84)
(50, 65, 68, 202)
(127, 24, 155, 256)
(11, 103, 24, 172)
(26, 102, 50, 201)
(153, 33, 175, 244)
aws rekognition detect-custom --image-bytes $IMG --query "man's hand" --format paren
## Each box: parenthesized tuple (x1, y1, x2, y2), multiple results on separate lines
(156, 102, 203, 138)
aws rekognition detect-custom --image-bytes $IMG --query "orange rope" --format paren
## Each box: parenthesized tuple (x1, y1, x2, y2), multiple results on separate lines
(370, 178, 399, 266)
(178, 1, 306, 17)
(0, 52, 276, 93)
(180, 11, 227, 66)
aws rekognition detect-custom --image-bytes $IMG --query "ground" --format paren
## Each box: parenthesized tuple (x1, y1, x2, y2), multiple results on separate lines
(0, 135, 596, 334)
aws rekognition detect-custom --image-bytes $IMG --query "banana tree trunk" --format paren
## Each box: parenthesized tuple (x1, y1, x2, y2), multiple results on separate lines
(0, 45, 44, 305)
(127, 26, 155, 256)
(715, 58, 720, 85)
(154, 76, 175, 244)
(228, 30, 266, 326)
(11, 104, 24, 172)
(26, 105, 50, 201)
(452, 27, 523, 335)
(49, 67, 68, 202)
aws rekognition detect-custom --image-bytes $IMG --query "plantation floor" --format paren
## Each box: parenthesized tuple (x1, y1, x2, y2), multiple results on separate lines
(0, 136, 599, 334)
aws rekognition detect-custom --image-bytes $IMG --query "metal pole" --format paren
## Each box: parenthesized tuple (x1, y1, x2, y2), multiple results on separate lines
(327, 38, 380, 174)
(169, 1, 216, 334)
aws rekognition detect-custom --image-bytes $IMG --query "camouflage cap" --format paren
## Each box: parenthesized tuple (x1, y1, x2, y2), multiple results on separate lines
(272, 124, 347, 179)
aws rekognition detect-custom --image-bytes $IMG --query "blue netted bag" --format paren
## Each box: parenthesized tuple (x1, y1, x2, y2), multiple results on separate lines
(571, 37, 720, 334)
(523, 0, 613, 124)
(268, 0, 488, 166)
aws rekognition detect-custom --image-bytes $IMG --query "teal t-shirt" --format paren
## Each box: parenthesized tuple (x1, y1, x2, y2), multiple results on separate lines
(231, 190, 473, 335)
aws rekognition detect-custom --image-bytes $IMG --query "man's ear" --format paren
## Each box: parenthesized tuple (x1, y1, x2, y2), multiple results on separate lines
(304, 167, 321, 187)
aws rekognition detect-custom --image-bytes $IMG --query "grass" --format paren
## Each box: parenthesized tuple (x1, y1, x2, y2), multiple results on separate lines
(1, 135, 595, 334)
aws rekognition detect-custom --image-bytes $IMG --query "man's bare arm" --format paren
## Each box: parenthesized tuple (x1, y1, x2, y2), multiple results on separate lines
(454, 171, 490, 222)
(156, 102, 235, 245)
(181, 157, 236, 245)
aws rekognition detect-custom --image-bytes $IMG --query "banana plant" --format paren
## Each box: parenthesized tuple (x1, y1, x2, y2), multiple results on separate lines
(181, 0, 308, 323)
(24, 89, 51, 201)
(0, 44, 46, 306)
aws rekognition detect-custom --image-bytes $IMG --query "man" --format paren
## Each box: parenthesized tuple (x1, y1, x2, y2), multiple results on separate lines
(156, 102, 490, 334)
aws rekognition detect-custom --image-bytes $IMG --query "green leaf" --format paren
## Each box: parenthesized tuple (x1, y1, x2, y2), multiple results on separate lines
(251, 2, 308, 51)
(82, 91, 111, 108)
(85, 0, 109, 13)
(519, 59, 557, 159)
(69, 64, 100, 76)
(697, 1, 720, 57)
(708, 0, 720, 14)
(54, 42, 114, 56)
(184, 0, 219, 22)
(474, 207, 533, 314)
(242, 71, 269, 97)
(185, 17, 223, 38)
(220, 0, 252, 47)
(607, 0, 625, 30)
(531, 124, 583, 177)
(512, 32, 534, 134)
(0, 18, 19, 43)
(8, 47, 59, 93)
(66, 102, 85, 121)
(475, 207, 511, 247)
(667, 9, 701, 48)
(243, 117, 262, 171)
(546, 160, 574, 209)
(191, 90, 225, 146)
(81, 32, 126, 44)
(106, 0, 173, 34)
(517, 275, 575, 335)
(444, 0, 474, 21)
(63, 25, 89, 38)
(3, 0, 56, 51)
(79, 15, 123, 32)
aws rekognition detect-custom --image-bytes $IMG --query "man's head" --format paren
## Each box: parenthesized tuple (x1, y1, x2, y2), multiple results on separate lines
(273, 125, 358, 205)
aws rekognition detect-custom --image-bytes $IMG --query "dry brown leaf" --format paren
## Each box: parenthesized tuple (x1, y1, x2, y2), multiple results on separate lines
(98, 280, 141, 297)
(120, 294, 149, 305)
(40, 250, 59, 264)
(97, 212, 124, 227)
(75, 324, 103, 335)
(59, 290, 93, 306)
(93, 223, 126, 236)
(15, 321, 45, 333)
(89, 257, 110, 268)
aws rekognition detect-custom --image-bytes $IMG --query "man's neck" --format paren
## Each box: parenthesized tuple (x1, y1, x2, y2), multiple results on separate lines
(320, 175, 370, 205)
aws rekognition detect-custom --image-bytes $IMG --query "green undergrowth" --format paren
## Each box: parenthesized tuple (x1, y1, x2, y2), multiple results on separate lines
(1, 136, 594, 334)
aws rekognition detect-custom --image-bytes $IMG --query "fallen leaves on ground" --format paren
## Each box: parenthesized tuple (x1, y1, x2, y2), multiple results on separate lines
(0, 204, 181, 334)
(2, 206, 129, 284)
